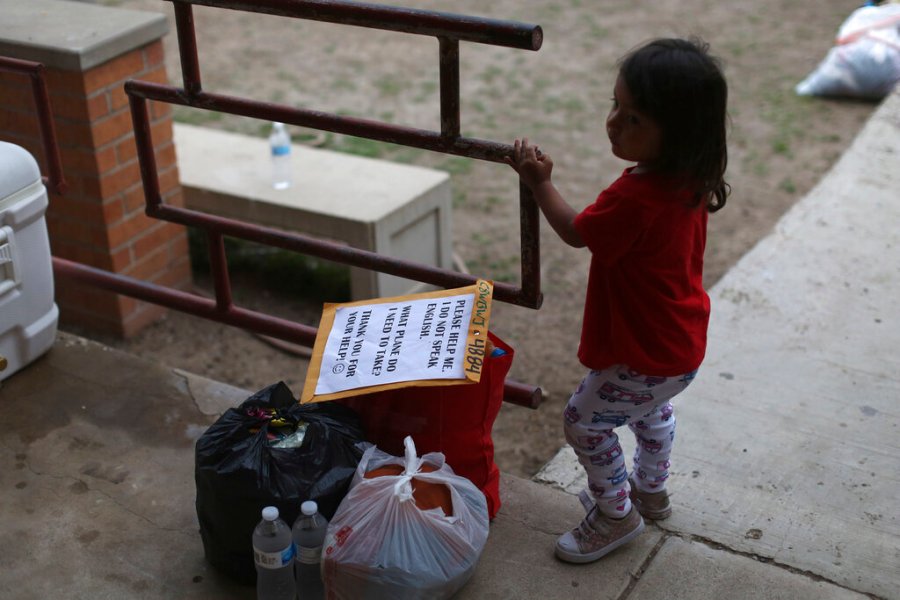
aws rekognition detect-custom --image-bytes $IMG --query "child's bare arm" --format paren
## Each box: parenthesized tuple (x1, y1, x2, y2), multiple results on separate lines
(505, 138, 585, 248)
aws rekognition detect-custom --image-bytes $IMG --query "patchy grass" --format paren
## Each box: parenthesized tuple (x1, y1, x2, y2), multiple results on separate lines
(760, 85, 815, 161)
(452, 189, 467, 209)
(479, 195, 505, 214)
(187, 228, 351, 302)
(331, 78, 358, 92)
(478, 65, 505, 84)
(779, 178, 797, 194)
(439, 156, 474, 176)
(414, 80, 438, 103)
(374, 75, 407, 97)
(326, 135, 386, 158)
(471, 250, 519, 284)
(173, 107, 224, 125)
(320, 133, 426, 163)
(543, 95, 587, 117)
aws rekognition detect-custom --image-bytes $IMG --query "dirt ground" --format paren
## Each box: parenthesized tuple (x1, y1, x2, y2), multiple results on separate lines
(85, 0, 878, 478)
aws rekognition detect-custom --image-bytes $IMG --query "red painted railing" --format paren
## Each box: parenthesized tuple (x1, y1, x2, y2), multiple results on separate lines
(45, 0, 547, 407)
(0, 56, 67, 195)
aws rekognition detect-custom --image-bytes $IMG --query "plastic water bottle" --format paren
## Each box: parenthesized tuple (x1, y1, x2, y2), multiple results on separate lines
(253, 506, 297, 600)
(292, 500, 328, 599)
(269, 122, 292, 190)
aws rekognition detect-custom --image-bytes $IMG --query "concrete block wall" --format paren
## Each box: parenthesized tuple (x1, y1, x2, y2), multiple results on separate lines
(0, 0, 191, 337)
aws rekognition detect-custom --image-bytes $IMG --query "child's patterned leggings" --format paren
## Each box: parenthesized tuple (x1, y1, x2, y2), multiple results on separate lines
(562, 365, 697, 518)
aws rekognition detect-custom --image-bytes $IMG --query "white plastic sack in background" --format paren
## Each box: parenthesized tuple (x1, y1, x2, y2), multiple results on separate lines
(321, 436, 489, 600)
(796, 3, 900, 99)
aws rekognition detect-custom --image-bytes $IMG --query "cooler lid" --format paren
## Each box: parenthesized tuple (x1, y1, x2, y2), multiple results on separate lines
(0, 142, 41, 200)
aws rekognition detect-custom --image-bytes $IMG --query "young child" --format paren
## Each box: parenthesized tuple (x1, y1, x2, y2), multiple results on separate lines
(506, 37, 729, 563)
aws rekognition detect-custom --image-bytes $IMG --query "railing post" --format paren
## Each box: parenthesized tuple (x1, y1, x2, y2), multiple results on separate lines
(439, 37, 461, 139)
(173, 1, 203, 97)
(519, 182, 543, 308)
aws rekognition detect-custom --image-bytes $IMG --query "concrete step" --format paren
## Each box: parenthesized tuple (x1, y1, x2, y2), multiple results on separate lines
(0, 331, 875, 599)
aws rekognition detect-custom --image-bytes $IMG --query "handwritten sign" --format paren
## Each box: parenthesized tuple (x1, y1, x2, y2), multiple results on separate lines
(300, 280, 493, 403)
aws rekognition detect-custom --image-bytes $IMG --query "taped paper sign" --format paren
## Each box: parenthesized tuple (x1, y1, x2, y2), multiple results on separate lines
(300, 280, 493, 403)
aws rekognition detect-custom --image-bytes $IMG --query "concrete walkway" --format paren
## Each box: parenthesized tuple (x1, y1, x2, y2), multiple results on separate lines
(1, 89, 897, 599)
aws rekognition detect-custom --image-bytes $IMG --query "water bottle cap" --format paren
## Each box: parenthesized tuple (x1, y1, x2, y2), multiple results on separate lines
(262, 506, 279, 521)
(301, 500, 318, 516)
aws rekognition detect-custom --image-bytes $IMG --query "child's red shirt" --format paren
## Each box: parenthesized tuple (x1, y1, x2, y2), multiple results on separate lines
(572, 168, 709, 375)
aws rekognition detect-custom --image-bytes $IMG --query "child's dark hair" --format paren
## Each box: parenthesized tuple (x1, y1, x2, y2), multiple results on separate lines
(619, 37, 730, 212)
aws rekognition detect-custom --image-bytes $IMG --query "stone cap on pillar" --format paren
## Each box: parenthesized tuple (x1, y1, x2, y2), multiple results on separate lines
(0, 0, 168, 71)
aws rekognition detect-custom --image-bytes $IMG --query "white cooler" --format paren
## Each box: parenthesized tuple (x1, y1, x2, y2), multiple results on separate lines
(0, 142, 58, 382)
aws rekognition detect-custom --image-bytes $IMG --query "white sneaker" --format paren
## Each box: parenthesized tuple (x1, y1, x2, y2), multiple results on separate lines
(555, 505, 644, 564)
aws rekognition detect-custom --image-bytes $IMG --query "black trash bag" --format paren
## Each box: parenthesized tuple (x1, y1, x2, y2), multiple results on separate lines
(195, 381, 365, 585)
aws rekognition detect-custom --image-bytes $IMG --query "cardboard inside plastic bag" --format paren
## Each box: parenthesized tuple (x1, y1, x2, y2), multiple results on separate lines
(321, 437, 489, 600)
(364, 462, 453, 517)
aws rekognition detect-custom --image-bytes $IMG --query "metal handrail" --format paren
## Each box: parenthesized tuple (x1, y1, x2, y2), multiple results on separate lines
(0, 56, 67, 195)
(51, 0, 547, 408)
(166, 0, 543, 50)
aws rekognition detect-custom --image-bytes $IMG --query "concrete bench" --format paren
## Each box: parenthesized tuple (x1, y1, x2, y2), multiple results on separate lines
(173, 123, 453, 300)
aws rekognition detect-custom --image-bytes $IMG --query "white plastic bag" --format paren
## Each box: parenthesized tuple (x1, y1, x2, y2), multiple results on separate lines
(321, 436, 489, 600)
(796, 3, 900, 99)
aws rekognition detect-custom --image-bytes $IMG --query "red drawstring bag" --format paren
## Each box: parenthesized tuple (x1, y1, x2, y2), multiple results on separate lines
(338, 332, 512, 519)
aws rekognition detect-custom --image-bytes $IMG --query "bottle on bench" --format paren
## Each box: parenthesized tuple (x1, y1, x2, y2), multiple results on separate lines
(269, 122, 292, 190)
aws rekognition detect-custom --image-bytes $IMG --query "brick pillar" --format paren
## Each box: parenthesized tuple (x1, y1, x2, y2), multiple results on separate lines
(0, 0, 191, 337)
